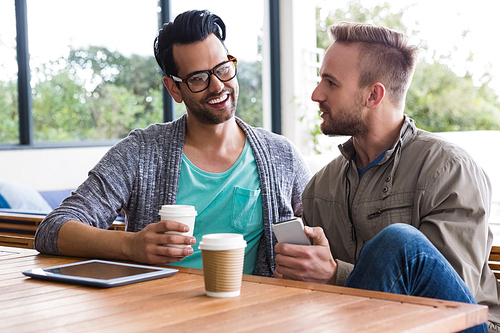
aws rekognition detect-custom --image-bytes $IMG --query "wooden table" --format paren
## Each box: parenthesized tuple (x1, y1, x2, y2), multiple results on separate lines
(0, 246, 488, 332)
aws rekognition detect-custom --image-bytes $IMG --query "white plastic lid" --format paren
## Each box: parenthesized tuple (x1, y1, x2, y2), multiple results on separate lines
(158, 205, 197, 217)
(198, 233, 247, 251)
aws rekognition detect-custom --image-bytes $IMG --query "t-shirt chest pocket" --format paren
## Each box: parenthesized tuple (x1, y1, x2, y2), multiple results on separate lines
(230, 186, 263, 233)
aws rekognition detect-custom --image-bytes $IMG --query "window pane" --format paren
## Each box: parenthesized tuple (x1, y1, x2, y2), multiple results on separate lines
(27, 0, 160, 142)
(0, 1, 19, 144)
(313, 0, 500, 222)
(170, 1, 264, 127)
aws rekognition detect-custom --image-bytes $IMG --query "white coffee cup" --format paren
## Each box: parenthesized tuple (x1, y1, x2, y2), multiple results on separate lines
(158, 205, 197, 247)
(199, 233, 247, 297)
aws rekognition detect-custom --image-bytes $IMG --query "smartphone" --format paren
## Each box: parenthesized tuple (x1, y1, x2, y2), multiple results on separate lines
(272, 218, 311, 245)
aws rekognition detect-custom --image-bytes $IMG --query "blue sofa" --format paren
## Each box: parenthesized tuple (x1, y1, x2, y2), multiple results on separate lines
(0, 181, 123, 221)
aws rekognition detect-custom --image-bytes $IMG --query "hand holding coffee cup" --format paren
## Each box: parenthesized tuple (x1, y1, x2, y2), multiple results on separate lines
(158, 205, 197, 247)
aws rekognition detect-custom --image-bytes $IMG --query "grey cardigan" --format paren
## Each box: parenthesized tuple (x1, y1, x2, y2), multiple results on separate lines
(35, 115, 311, 277)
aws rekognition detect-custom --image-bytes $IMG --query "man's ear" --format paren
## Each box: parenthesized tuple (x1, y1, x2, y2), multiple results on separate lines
(365, 82, 385, 109)
(163, 76, 183, 103)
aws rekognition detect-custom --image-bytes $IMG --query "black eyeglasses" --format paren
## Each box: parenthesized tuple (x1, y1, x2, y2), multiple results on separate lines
(170, 55, 237, 93)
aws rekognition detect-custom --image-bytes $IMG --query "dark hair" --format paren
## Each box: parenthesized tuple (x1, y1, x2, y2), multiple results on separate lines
(154, 10, 227, 76)
(330, 22, 418, 108)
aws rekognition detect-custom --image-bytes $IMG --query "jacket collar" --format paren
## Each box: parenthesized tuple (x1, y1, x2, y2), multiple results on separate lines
(339, 114, 416, 162)
(338, 115, 416, 198)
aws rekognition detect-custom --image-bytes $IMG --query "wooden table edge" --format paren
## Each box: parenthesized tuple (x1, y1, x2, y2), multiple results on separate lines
(175, 265, 487, 315)
(2, 246, 489, 329)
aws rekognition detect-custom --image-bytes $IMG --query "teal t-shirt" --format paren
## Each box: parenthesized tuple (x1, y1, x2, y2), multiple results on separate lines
(172, 139, 264, 274)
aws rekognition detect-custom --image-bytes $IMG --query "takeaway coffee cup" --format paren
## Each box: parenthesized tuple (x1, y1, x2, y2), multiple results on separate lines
(199, 233, 247, 297)
(158, 205, 197, 247)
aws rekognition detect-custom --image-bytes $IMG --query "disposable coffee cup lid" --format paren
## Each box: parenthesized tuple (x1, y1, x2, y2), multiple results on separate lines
(198, 233, 247, 251)
(158, 205, 197, 217)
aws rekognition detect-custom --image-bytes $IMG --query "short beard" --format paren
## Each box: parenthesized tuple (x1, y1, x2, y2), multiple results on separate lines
(320, 111, 367, 137)
(191, 100, 237, 125)
(320, 93, 368, 137)
(184, 87, 238, 125)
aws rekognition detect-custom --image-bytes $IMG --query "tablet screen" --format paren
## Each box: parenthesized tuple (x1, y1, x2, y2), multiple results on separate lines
(45, 261, 159, 279)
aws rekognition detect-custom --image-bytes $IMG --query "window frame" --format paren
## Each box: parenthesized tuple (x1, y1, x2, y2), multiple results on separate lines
(4, 0, 282, 150)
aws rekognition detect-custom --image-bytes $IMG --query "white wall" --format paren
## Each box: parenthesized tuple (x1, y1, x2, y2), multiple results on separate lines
(279, 0, 321, 155)
(0, 146, 111, 191)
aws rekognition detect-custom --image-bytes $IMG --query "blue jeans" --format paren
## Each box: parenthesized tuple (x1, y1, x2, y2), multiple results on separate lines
(344, 223, 487, 333)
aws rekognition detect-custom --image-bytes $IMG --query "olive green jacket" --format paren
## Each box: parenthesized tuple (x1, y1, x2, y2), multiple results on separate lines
(302, 115, 500, 323)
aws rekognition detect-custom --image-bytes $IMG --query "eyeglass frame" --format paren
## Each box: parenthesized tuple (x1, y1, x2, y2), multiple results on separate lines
(169, 55, 238, 93)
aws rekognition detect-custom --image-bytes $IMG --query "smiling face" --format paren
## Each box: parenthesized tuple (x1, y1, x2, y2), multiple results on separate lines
(172, 34, 239, 125)
(311, 42, 368, 137)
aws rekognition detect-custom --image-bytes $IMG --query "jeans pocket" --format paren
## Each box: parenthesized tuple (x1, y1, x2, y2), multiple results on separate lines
(230, 186, 262, 233)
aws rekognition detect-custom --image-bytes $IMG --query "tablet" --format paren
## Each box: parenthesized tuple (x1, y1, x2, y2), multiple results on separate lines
(22, 260, 178, 288)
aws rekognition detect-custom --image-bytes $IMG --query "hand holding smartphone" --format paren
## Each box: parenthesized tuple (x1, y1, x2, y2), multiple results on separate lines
(272, 218, 311, 245)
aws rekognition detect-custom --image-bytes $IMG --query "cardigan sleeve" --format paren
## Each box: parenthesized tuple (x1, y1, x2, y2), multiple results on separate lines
(34, 132, 142, 254)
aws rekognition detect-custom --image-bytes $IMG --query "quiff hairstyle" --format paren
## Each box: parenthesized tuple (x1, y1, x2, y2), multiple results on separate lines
(329, 22, 419, 108)
(154, 10, 227, 77)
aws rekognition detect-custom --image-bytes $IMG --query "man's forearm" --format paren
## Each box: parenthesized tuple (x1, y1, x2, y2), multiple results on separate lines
(57, 220, 132, 260)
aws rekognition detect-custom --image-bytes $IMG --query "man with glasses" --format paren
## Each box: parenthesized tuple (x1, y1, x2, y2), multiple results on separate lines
(35, 9, 310, 277)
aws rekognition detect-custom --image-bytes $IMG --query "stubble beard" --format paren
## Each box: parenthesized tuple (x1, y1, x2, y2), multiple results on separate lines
(183, 87, 238, 125)
(320, 94, 368, 137)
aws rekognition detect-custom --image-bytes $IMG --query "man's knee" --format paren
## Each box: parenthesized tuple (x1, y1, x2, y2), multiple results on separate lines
(365, 223, 424, 253)
(379, 223, 419, 238)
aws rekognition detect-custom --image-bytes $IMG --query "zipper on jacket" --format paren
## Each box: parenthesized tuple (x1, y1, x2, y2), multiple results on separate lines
(350, 224, 356, 241)
(367, 205, 414, 220)
(346, 165, 356, 242)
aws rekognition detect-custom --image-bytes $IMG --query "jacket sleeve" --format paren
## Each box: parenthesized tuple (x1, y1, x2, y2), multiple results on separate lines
(335, 259, 355, 286)
(417, 153, 494, 299)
